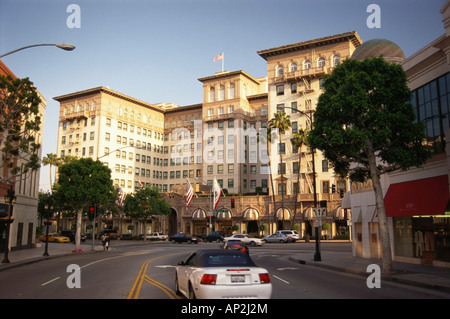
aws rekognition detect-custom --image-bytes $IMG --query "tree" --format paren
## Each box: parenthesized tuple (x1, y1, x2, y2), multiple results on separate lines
(268, 111, 291, 230)
(308, 56, 429, 273)
(123, 186, 170, 240)
(0, 75, 42, 183)
(42, 153, 62, 193)
(53, 158, 115, 249)
(290, 129, 308, 229)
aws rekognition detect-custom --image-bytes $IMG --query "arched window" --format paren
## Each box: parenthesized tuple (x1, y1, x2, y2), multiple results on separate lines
(317, 57, 326, 67)
(276, 65, 284, 77)
(229, 83, 235, 99)
(332, 54, 341, 66)
(290, 62, 297, 72)
(209, 86, 215, 102)
(303, 60, 311, 69)
(218, 84, 225, 101)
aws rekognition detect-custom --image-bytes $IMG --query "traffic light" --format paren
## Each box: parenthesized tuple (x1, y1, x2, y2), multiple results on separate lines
(231, 198, 235, 209)
(331, 184, 336, 193)
(88, 206, 95, 221)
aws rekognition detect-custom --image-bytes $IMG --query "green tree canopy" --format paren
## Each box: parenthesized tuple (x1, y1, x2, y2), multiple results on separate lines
(0, 75, 42, 183)
(308, 56, 429, 272)
(123, 186, 170, 239)
(53, 157, 115, 248)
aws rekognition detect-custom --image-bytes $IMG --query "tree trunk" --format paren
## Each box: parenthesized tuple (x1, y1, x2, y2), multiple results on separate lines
(75, 208, 83, 250)
(367, 139, 392, 273)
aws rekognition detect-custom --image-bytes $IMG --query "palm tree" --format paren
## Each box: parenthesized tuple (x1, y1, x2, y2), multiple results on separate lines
(257, 125, 277, 234)
(42, 153, 62, 193)
(290, 129, 308, 229)
(268, 111, 291, 230)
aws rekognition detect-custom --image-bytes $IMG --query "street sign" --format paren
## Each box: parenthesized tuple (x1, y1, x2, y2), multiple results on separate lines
(312, 207, 327, 218)
(207, 211, 214, 217)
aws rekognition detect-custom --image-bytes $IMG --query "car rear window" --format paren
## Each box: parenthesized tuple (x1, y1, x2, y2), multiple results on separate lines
(206, 255, 252, 266)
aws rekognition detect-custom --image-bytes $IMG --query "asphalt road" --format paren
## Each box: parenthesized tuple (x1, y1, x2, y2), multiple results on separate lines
(0, 242, 449, 300)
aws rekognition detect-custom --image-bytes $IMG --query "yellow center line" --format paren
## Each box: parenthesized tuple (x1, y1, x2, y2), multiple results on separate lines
(127, 252, 185, 299)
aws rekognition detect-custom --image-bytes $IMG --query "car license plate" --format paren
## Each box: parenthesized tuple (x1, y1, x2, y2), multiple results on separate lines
(231, 275, 245, 283)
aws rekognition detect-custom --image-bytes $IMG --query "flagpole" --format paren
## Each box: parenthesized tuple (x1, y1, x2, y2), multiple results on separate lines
(222, 52, 224, 72)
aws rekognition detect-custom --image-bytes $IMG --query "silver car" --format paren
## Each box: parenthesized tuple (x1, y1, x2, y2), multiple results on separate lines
(262, 233, 290, 243)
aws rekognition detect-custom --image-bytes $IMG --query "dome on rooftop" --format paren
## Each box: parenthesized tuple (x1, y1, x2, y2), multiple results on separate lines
(351, 39, 405, 63)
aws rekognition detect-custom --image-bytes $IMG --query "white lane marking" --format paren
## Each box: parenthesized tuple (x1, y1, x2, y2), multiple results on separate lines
(273, 275, 290, 284)
(41, 277, 61, 286)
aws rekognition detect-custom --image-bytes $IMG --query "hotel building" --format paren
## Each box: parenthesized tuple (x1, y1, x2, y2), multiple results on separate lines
(54, 32, 360, 237)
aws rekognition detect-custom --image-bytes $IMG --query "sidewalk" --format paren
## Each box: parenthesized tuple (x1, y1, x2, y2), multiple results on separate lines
(289, 250, 450, 294)
(1, 240, 450, 295)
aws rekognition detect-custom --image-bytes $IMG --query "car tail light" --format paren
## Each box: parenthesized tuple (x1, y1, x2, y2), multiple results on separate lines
(200, 274, 217, 285)
(259, 273, 271, 284)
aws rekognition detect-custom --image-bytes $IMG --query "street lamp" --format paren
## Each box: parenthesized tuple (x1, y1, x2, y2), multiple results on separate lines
(2, 184, 16, 263)
(0, 43, 76, 58)
(43, 202, 54, 257)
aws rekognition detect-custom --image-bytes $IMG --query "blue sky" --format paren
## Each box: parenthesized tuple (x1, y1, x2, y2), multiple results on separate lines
(0, 0, 446, 191)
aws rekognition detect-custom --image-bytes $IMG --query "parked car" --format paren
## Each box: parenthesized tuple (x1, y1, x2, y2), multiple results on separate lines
(223, 234, 264, 246)
(175, 249, 272, 299)
(221, 240, 249, 254)
(146, 232, 168, 241)
(61, 230, 87, 242)
(202, 231, 224, 242)
(169, 233, 199, 244)
(38, 233, 70, 243)
(262, 233, 291, 243)
(99, 229, 119, 239)
(274, 230, 299, 242)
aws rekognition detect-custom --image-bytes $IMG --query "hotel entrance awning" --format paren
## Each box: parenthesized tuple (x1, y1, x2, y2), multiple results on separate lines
(384, 175, 449, 217)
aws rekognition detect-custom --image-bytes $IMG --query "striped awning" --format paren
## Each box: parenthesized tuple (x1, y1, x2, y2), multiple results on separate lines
(333, 207, 349, 220)
(276, 208, 290, 220)
(303, 207, 314, 220)
(216, 209, 232, 220)
(243, 208, 259, 220)
(192, 208, 207, 220)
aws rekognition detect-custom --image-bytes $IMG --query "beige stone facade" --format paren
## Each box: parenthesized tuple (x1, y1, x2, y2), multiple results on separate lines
(54, 32, 362, 238)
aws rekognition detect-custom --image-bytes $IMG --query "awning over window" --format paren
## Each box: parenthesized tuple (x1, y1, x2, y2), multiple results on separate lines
(243, 208, 259, 220)
(384, 175, 449, 217)
(276, 208, 290, 220)
(192, 208, 207, 220)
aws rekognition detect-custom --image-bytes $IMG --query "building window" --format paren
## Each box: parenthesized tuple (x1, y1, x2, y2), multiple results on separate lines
(276, 65, 284, 77)
(218, 85, 225, 101)
(318, 57, 326, 67)
(413, 72, 450, 154)
(303, 60, 311, 69)
(276, 85, 284, 96)
(209, 86, 215, 102)
(290, 62, 297, 72)
(332, 54, 341, 66)
(229, 83, 235, 99)
(322, 160, 329, 172)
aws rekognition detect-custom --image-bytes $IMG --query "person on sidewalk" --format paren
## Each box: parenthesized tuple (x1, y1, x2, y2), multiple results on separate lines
(105, 235, 110, 251)
(101, 234, 107, 251)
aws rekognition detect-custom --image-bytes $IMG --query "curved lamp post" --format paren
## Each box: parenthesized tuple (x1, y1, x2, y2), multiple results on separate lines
(0, 43, 76, 58)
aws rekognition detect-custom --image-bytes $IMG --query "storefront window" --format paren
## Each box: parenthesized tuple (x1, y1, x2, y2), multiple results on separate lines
(394, 215, 450, 262)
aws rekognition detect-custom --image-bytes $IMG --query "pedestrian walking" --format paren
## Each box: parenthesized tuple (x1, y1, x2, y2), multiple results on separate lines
(105, 235, 110, 250)
(101, 233, 107, 251)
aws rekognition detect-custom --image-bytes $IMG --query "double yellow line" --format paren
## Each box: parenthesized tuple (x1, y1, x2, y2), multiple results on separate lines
(127, 252, 184, 299)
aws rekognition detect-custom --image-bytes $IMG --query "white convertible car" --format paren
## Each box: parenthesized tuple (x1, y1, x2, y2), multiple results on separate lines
(175, 249, 272, 299)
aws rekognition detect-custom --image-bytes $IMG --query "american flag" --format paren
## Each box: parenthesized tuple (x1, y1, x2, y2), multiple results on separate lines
(116, 187, 125, 207)
(186, 179, 194, 208)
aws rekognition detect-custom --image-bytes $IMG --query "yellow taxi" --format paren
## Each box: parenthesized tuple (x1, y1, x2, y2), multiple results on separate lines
(39, 232, 71, 243)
